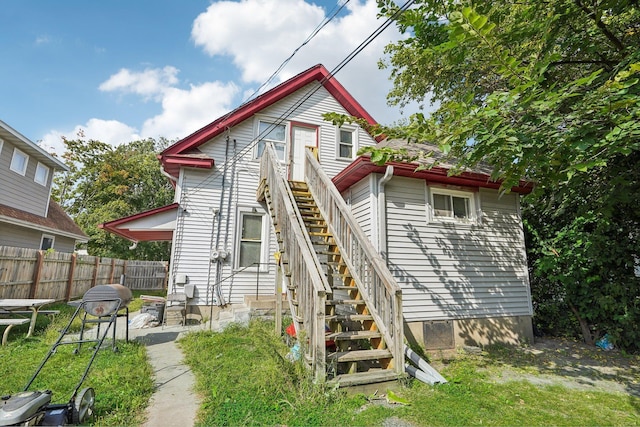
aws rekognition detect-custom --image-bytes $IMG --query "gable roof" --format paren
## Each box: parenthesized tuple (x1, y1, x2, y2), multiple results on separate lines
(98, 203, 178, 242)
(0, 200, 88, 241)
(159, 64, 378, 179)
(333, 139, 534, 194)
(0, 120, 68, 171)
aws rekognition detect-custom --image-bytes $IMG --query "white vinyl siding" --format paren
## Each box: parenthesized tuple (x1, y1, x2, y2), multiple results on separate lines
(347, 176, 373, 240)
(169, 82, 377, 306)
(384, 176, 531, 322)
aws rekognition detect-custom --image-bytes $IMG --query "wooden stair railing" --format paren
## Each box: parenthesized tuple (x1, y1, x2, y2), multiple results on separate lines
(302, 148, 405, 379)
(258, 143, 405, 387)
(257, 144, 331, 381)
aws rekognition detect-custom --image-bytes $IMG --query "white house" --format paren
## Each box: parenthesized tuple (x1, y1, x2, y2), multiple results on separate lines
(102, 65, 534, 385)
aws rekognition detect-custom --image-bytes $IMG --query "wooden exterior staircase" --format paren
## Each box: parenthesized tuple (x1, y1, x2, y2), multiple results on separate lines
(256, 144, 409, 388)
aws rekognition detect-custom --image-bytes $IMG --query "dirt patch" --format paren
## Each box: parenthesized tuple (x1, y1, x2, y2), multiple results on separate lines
(432, 337, 640, 397)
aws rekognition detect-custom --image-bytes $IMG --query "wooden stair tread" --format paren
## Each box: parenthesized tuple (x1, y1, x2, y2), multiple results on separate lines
(326, 299, 364, 305)
(326, 330, 382, 340)
(327, 349, 392, 362)
(329, 370, 401, 387)
(326, 314, 374, 321)
(332, 285, 359, 290)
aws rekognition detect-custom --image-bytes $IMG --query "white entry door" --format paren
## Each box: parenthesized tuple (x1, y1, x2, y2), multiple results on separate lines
(290, 125, 317, 181)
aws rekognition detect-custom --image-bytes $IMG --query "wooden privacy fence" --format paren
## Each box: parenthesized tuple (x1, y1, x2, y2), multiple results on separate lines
(0, 246, 168, 301)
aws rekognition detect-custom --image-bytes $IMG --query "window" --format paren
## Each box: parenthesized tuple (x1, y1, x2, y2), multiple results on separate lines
(337, 128, 354, 159)
(0, 138, 4, 155)
(10, 148, 29, 175)
(40, 235, 55, 251)
(34, 162, 50, 186)
(256, 121, 286, 161)
(237, 211, 265, 269)
(430, 189, 475, 222)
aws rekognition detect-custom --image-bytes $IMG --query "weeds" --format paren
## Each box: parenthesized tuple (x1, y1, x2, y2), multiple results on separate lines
(181, 319, 640, 427)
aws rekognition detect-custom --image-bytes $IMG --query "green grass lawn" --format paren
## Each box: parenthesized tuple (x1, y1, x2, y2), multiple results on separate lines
(180, 319, 640, 427)
(0, 292, 161, 426)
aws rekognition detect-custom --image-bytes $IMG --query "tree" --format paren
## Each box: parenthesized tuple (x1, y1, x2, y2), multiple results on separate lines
(53, 136, 174, 260)
(331, 0, 640, 349)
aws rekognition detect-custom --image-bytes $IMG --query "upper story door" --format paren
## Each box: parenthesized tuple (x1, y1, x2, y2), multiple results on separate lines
(289, 125, 317, 181)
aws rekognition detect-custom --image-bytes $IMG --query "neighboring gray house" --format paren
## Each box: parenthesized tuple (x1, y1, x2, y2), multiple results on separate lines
(0, 120, 87, 252)
(102, 65, 534, 386)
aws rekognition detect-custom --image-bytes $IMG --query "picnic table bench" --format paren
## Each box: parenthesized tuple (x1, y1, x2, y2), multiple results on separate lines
(0, 299, 56, 345)
(0, 318, 30, 345)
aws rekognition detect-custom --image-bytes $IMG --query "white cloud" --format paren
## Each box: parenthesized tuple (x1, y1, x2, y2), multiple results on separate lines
(191, 0, 413, 124)
(141, 81, 240, 139)
(99, 66, 180, 101)
(40, 119, 141, 155)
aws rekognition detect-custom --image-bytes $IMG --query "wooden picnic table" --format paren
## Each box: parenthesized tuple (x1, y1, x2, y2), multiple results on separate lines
(0, 298, 56, 341)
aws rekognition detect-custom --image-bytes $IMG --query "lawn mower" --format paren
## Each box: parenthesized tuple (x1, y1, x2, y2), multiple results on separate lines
(0, 284, 132, 426)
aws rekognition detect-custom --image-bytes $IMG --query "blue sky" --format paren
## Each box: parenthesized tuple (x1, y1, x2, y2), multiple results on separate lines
(1, 0, 421, 155)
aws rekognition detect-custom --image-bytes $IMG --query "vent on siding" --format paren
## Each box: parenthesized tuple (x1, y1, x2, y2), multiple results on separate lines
(423, 320, 454, 350)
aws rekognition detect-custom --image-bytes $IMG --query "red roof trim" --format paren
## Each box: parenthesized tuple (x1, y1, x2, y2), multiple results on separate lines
(98, 203, 179, 242)
(332, 157, 533, 194)
(160, 64, 378, 163)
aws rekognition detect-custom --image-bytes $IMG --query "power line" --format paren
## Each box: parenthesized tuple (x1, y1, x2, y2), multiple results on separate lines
(177, 0, 415, 220)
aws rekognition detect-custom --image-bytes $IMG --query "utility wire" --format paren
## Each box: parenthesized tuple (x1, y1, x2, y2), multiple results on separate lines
(177, 0, 415, 221)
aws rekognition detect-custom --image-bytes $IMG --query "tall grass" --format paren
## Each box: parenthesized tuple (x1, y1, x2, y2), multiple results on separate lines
(180, 319, 640, 427)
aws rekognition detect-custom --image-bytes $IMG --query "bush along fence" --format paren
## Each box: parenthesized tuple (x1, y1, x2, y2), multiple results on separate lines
(0, 246, 168, 301)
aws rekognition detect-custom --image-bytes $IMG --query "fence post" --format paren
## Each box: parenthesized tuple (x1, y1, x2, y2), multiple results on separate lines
(109, 258, 116, 283)
(91, 257, 100, 288)
(30, 250, 44, 298)
(66, 253, 77, 301)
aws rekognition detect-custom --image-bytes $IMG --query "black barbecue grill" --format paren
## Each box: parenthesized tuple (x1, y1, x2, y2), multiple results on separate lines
(0, 284, 133, 426)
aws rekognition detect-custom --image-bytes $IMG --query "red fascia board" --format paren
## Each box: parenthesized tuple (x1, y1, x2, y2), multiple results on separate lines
(333, 157, 533, 194)
(161, 64, 379, 157)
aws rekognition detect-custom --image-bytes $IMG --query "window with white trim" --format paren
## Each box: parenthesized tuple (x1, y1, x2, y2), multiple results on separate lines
(255, 121, 286, 161)
(10, 148, 29, 175)
(430, 188, 476, 222)
(0, 138, 4, 156)
(337, 128, 355, 160)
(40, 234, 55, 251)
(34, 162, 50, 186)
(236, 209, 268, 271)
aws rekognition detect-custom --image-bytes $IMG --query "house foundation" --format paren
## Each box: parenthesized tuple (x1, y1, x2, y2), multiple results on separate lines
(405, 315, 534, 351)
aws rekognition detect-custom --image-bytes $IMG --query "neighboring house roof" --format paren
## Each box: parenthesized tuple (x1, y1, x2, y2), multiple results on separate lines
(158, 63, 378, 179)
(0, 200, 88, 242)
(98, 203, 179, 242)
(0, 120, 68, 171)
(333, 139, 534, 194)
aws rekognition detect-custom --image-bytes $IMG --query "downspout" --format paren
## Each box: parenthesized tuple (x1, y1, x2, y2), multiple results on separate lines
(378, 166, 394, 257)
(160, 165, 176, 183)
